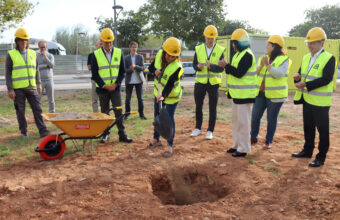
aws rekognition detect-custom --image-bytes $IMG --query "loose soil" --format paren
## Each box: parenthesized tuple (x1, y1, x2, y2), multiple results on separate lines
(0, 87, 340, 219)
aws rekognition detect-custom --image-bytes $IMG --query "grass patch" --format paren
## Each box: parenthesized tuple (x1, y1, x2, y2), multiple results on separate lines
(263, 163, 281, 177)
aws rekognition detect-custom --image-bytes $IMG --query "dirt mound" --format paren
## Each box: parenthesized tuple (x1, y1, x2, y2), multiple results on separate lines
(50, 112, 101, 120)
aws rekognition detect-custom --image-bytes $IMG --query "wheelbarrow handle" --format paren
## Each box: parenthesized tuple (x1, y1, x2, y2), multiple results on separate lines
(106, 106, 123, 114)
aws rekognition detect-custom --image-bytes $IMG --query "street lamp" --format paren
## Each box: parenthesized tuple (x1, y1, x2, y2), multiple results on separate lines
(112, 0, 123, 46)
(76, 32, 86, 73)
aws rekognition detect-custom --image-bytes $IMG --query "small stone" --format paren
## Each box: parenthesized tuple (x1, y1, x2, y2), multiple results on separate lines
(280, 208, 284, 212)
(11, 185, 25, 192)
(219, 163, 227, 167)
(203, 217, 210, 220)
(270, 159, 278, 164)
(78, 177, 86, 182)
(106, 189, 110, 193)
(322, 192, 327, 195)
(315, 181, 319, 184)
(287, 179, 293, 183)
(310, 196, 317, 201)
(52, 192, 56, 197)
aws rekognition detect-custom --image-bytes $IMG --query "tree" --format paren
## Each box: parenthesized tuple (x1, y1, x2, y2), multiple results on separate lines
(139, 0, 227, 49)
(289, 5, 340, 39)
(0, 0, 36, 34)
(95, 10, 147, 47)
(220, 19, 268, 36)
(53, 24, 97, 55)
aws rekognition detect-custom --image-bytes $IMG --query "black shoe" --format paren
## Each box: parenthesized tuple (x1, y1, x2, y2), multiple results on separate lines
(40, 131, 50, 138)
(140, 115, 147, 120)
(119, 135, 133, 143)
(292, 151, 312, 158)
(100, 134, 110, 143)
(309, 159, 324, 167)
(226, 148, 237, 153)
(232, 151, 247, 157)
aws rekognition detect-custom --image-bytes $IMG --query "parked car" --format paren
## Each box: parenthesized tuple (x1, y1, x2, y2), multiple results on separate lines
(182, 61, 195, 76)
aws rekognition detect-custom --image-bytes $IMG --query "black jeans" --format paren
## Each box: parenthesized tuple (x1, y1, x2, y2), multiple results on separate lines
(302, 102, 330, 162)
(194, 82, 219, 132)
(125, 83, 144, 116)
(14, 88, 48, 135)
(98, 89, 125, 137)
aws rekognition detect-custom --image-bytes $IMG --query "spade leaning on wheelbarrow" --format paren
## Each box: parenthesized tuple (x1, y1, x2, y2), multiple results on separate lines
(149, 37, 184, 158)
(35, 107, 137, 160)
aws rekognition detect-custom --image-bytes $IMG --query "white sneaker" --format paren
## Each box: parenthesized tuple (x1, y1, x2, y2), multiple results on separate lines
(205, 131, 213, 140)
(190, 128, 202, 137)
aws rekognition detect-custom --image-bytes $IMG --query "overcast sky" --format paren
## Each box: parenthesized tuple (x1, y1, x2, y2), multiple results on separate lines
(1, 0, 339, 43)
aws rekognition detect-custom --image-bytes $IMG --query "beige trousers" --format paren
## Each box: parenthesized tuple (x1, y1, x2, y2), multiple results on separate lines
(232, 103, 252, 153)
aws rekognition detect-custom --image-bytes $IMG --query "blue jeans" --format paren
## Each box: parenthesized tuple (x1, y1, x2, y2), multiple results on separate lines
(153, 98, 178, 147)
(251, 91, 283, 144)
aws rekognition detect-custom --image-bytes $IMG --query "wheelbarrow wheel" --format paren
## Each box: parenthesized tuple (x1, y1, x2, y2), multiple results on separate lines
(38, 135, 66, 160)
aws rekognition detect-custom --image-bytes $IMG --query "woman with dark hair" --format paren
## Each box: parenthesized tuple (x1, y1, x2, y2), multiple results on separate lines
(250, 35, 291, 149)
(148, 37, 183, 158)
(218, 28, 257, 157)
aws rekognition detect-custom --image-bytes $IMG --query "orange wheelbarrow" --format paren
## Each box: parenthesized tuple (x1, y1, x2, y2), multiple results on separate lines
(35, 107, 135, 160)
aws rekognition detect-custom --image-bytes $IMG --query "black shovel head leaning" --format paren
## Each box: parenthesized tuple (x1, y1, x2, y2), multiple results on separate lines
(153, 106, 174, 141)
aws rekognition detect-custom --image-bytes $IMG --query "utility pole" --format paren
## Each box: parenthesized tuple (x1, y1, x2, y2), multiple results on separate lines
(77, 32, 86, 73)
(112, 0, 123, 47)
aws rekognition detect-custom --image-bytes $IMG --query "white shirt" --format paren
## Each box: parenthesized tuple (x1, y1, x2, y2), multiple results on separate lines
(205, 43, 215, 58)
(129, 55, 142, 84)
(308, 48, 323, 72)
(104, 48, 112, 63)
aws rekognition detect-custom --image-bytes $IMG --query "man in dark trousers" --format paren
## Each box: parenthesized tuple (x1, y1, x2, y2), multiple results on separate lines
(292, 27, 336, 167)
(5, 28, 50, 139)
(124, 41, 147, 120)
(91, 28, 132, 143)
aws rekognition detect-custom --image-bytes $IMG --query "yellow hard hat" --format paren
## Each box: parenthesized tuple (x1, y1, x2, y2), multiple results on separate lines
(305, 27, 327, 43)
(203, 25, 218, 38)
(231, 28, 249, 42)
(162, 37, 181, 57)
(14, 28, 29, 39)
(100, 28, 114, 42)
(267, 35, 284, 47)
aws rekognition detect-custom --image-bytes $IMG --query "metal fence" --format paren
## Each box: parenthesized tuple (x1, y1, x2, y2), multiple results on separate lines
(0, 55, 90, 75)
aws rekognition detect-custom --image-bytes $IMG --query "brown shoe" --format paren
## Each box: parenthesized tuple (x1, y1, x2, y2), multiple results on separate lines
(251, 138, 257, 145)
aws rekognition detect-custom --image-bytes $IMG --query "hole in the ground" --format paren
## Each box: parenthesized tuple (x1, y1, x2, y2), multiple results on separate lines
(151, 168, 230, 205)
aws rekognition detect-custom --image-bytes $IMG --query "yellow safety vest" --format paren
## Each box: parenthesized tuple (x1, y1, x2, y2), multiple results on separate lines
(94, 47, 122, 87)
(194, 43, 225, 85)
(257, 55, 291, 99)
(294, 51, 334, 106)
(154, 60, 183, 104)
(8, 49, 37, 89)
(153, 49, 163, 97)
(227, 48, 257, 99)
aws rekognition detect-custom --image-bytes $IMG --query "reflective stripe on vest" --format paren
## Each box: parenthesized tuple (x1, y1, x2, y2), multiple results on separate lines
(94, 47, 121, 87)
(227, 48, 257, 99)
(154, 60, 183, 104)
(256, 55, 291, 99)
(294, 51, 334, 106)
(153, 49, 163, 97)
(194, 43, 225, 85)
(8, 49, 37, 89)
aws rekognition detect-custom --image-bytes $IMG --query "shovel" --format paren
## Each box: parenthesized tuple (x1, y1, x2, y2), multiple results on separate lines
(152, 76, 174, 141)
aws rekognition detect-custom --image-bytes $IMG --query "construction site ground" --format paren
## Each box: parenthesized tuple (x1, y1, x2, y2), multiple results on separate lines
(0, 87, 339, 219)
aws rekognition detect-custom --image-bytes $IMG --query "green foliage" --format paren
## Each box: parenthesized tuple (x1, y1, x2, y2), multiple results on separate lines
(139, 0, 227, 49)
(220, 19, 268, 36)
(289, 5, 340, 39)
(0, 0, 36, 34)
(95, 10, 147, 47)
(53, 24, 99, 55)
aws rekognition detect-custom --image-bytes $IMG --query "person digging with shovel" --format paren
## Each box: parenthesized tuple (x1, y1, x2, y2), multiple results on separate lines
(149, 37, 184, 158)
